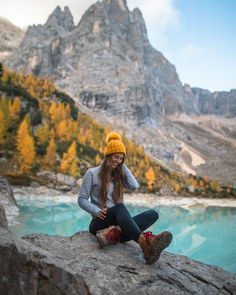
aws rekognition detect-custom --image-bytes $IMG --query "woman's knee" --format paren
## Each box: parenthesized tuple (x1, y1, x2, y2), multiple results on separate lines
(149, 209, 159, 221)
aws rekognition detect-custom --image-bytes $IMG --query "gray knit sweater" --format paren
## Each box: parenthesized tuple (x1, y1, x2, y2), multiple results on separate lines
(78, 164, 139, 217)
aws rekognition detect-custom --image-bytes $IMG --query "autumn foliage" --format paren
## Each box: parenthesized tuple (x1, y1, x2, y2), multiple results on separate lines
(0, 65, 235, 196)
(17, 116, 36, 172)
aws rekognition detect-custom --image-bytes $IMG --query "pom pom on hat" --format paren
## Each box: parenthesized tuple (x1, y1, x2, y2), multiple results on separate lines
(105, 132, 126, 156)
(106, 132, 121, 143)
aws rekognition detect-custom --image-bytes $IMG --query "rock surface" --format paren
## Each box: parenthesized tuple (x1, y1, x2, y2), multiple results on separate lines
(0, 176, 19, 227)
(0, 205, 8, 229)
(183, 85, 236, 117)
(0, 228, 236, 295)
(36, 171, 79, 191)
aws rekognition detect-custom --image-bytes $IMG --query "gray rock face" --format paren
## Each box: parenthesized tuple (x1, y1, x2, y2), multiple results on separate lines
(0, 176, 16, 206)
(0, 228, 236, 295)
(8, 6, 75, 78)
(8, 0, 184, 127)
(0, 205, 8, 229)
(184, 84, 236, 117)
(0, 176, 19, 227)
(0, 17, 24, 62)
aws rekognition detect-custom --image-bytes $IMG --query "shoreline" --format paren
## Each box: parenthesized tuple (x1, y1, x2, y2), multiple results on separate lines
(12, 186, 236, 209)
(124, 193, 236, 210)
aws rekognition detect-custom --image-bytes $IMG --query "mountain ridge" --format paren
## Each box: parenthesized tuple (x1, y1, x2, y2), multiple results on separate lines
(0, 17, 24, 62)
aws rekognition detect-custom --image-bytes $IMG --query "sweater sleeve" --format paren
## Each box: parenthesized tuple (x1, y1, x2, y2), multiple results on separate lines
(123, 164, 139, 190)
(78, 170, 101, 217)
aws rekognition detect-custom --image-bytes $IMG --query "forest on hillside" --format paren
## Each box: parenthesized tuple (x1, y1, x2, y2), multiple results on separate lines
(0, 63, 235, 196)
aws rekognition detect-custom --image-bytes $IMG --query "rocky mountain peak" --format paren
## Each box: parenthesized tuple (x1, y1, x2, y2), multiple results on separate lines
(104, 0, 129, 11)
(77, 0, 148, 49)
(7, 0, 184, 127)
(45, 6, 75, 32)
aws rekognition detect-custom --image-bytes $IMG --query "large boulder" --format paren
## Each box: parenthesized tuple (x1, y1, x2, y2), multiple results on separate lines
(0, 228, 235, 294)
(0, 205, 8, 230)
(0, 176, 19, 227)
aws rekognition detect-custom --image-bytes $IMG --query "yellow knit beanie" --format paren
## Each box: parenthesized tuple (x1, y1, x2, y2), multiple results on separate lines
(104, 132, 126, 156)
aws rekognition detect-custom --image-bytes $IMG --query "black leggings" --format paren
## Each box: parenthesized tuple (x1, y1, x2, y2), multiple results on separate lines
(89, 203, 159, 242)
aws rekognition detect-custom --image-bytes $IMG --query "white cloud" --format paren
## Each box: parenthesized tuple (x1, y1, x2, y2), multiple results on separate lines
(127, 0, 180, 46)
(0, 0, 96, 28)
(180, 44, 203, 60)
(128, 0, 179, 28)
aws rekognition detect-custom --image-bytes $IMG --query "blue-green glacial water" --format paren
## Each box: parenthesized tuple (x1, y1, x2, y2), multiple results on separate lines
(9, 197, 236, 274)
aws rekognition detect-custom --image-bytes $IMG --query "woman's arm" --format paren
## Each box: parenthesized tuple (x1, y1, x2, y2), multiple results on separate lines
(78, 169, 100, 217)
(123, 163, 139, 190)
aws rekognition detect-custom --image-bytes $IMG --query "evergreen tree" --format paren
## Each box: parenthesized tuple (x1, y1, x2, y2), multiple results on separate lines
(0, 63, 3, 79)
(70, 159, 78, 177)
(0, 110, 7, 144)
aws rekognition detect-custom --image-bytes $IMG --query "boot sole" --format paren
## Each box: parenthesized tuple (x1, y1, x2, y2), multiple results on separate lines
(96, 233, 106, 248)
(144, 231, 173, 265)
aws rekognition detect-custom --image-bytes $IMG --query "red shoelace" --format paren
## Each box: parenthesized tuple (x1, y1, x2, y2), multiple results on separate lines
(105, 228, 121, 244)
(143, 231, 154, 244)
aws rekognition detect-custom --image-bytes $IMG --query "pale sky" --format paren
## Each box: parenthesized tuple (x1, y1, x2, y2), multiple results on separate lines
(1, 0, 236, 92)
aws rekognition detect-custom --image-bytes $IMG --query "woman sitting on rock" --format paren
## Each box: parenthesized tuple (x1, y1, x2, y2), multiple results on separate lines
(78, 132, 172, 264)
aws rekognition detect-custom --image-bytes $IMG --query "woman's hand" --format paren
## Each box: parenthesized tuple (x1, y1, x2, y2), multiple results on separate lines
(97, 207, 107, 220)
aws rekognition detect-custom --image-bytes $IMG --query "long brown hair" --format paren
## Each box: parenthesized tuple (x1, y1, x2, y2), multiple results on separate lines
(99, 155, 125, 208)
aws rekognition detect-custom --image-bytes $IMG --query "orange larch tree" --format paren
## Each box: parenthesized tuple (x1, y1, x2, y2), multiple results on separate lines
(17, 117, 36, 172)
(44, 137, 57, 169)
(8, 96, 21, 122)
(57, 119, 68, 141)
(36, 122, 50, 144)
(0, 96, 10, 130)
(145, 167, 156, 191)
(60, 140, 79, 176)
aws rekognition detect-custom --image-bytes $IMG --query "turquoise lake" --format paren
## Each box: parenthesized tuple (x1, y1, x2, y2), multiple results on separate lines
(10, 197, 236, 274)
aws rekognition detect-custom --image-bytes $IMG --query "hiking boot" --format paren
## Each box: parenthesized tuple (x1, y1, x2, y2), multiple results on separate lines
(96, 225, 121, 248)
(138, 231, 172, 264)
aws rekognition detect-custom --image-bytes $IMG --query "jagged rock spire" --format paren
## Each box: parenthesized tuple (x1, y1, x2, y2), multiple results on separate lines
(45, 6, 75, 32)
